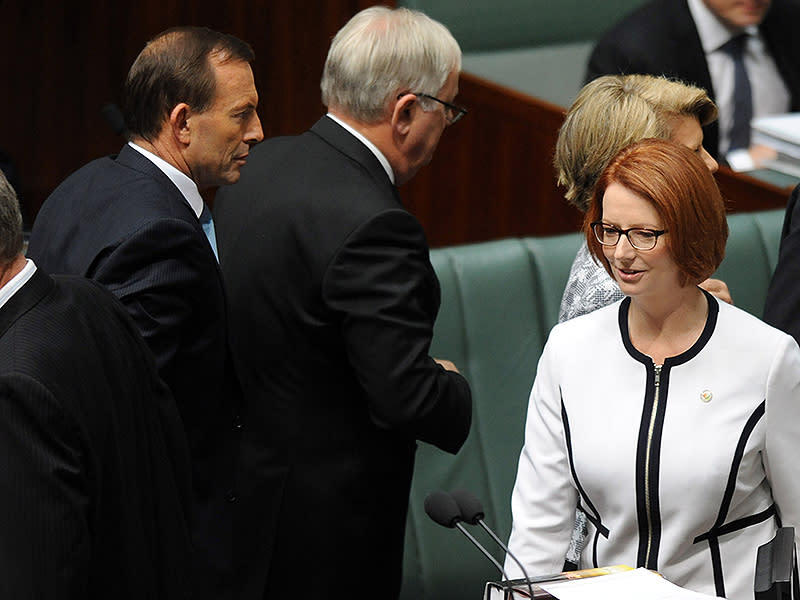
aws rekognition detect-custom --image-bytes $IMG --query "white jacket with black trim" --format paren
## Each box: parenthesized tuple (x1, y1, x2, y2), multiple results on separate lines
(506, 291, 800, 600)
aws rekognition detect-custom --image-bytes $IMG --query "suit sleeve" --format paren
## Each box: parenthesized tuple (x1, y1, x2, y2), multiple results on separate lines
(322, 209, 471, 454)
(0, 374, 90, 599)
(763, 186, 800, 345)
(763, 334, 800, 554)
(505, 329, 577, 578)
(88, 217, 217, 377)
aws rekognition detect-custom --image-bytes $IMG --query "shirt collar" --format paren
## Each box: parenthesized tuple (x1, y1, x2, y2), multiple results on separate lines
(326, 113, 396, 184)
(128, 141, 205, 218)
(0, 258, 36, 310)
(688, 0, 758, 52)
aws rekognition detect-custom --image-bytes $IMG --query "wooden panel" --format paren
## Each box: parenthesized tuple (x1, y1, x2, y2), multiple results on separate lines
(401, 72, 793, 248)
(402, 72, 583, 247)
(0, 0, 378, 226)
(715, 167, 793, 213)
(1, 3, 790, 243)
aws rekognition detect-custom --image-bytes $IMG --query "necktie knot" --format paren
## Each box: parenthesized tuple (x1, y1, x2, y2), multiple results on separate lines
(721, 32, 748, 58)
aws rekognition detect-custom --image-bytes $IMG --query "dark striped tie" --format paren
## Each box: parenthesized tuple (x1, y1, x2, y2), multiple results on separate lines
(722, 33, 752, 151)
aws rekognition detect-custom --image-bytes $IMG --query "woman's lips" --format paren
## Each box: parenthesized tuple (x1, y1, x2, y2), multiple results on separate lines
(614, 265, 644, 284)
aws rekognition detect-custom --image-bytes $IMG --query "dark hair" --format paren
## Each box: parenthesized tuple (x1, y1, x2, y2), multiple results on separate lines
(0, 170, 23, 264)
(586, 138, 728, 287)
(123, 26, 254, 140)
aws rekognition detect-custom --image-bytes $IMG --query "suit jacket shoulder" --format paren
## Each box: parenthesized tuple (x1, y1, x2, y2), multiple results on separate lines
(29, 145, 209, 276)
(587, 0, 706, 82)
(215, 116, 406, 267)
(27, 145, 225, 378)
(764, 184, 800, 343)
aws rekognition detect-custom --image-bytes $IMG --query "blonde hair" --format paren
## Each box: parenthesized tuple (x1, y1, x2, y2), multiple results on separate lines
(321, 6, 461, 123)
(555, 75, 717, 212)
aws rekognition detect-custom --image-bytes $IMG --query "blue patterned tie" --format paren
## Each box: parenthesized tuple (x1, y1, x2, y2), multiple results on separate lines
(722, 33, 752, 151)
(199, 203, 219, 262)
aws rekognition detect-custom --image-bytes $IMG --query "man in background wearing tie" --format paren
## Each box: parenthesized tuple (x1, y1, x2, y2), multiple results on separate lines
(586, 0, 800, 170)
(27, 25, 264, 599)
(213, 6, 472, 599)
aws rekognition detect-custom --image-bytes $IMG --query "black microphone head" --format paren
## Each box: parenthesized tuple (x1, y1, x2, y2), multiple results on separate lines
(451, 488, 485, 525)
(424, 490, 462, 528)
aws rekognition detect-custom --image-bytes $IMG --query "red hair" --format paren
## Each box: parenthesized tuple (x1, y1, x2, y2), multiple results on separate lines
(585, 138, 728, 286)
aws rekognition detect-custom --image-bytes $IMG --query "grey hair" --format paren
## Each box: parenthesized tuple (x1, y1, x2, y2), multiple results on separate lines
(0, 171, 23, 264)
(321, 6, 461, 123)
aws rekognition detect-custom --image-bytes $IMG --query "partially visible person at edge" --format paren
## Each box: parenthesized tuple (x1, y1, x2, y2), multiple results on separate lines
(764, 182, 800, 346)
(26, 26, 264, 598)
(0, 170, 193, 599)
(506, 138, 800, 600)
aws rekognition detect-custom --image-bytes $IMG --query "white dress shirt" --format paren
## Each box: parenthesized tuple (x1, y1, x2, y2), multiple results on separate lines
(0, 258, 36, 309)
(127, 142, 205, 218)
(326, 113, 396, 184)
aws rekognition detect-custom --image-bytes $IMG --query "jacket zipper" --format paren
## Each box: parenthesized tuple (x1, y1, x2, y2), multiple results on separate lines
(643, 363, 662, 568)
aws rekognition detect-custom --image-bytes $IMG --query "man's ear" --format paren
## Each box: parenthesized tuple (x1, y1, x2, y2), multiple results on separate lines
(391, 93, 416, 138)
(169, 103, 192, 145)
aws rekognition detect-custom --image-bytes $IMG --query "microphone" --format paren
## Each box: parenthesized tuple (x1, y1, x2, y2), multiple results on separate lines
(450, 488, 535, 600)
(423, 490, 510, 583)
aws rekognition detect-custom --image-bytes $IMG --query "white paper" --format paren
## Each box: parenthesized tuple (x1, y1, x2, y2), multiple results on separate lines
(752, 113, 800, 146)
(539, 568, 722, 600)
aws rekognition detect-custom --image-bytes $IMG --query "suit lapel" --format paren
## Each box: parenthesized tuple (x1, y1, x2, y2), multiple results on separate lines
(310, 116, 402, 206)
(115, 144, 200, 222)
(115, 144, 223, 269)
(671, 0, 714, 96)
(0, 269, 53, 339)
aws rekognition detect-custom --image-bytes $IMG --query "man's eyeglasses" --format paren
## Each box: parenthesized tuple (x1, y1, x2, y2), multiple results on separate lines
(591, 222, 668, 251)
(405, 92, 468, 124)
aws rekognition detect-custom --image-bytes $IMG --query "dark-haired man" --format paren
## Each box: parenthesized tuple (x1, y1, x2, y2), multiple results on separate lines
(27, 26, 263, 597)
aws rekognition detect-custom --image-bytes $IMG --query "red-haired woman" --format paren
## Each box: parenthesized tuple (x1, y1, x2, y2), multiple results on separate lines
(506, 139, 800, 600)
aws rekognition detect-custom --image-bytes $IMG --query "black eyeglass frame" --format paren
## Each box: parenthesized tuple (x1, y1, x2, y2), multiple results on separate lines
(590, 222, 668, 251)
(401, 92, 468, 124)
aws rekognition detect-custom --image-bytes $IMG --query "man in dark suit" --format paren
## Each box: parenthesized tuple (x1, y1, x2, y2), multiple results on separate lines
(26, 26, 264, 596)
(0, 171, 192, 598)
(586, 0, 800, 166)
(764, 184, 800, 343)
(213, 6, 472, 599)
